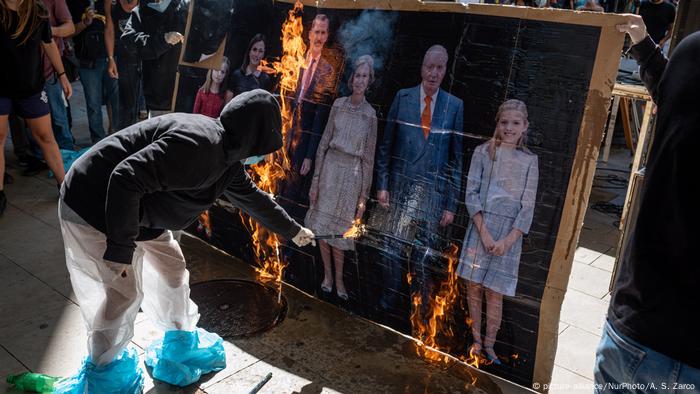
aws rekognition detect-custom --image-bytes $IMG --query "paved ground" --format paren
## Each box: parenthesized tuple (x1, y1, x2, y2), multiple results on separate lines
(0, 82, 628, 393)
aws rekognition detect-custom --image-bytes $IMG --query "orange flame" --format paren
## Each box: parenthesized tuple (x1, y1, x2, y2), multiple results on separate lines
(409, 243, 491, 374)
(197, 211, 212, 238)
(342, 218, 365, 239)
(241, 0, 307, 283)
(409, 243, 461, 364)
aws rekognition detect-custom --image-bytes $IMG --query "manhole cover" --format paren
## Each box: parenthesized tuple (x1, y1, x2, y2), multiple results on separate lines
(190, 279, 287, 338)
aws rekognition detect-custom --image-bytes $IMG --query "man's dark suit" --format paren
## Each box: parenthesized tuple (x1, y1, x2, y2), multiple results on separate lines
(373, 84, 464, 318)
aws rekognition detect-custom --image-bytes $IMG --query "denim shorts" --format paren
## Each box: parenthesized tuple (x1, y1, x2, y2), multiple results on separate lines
(594, 320, 700, 393)
(0, 91, 51, 119)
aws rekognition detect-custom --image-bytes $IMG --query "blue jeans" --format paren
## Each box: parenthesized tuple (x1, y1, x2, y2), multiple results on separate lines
(595, 321, 700, 393)
(45, 74, 73, 150)
(78, 58, 119, 144)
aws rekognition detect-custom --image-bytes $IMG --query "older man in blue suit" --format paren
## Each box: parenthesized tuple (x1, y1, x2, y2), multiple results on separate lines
(374, 45, 463, 320)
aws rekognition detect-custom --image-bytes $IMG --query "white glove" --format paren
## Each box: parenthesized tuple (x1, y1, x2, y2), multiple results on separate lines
(164, 31, 184, 45)
(292, 227, 315, 247)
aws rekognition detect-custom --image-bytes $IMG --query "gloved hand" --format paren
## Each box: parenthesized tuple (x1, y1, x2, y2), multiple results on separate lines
(164, 32, 184, 45)
(292, 227, 315, 247)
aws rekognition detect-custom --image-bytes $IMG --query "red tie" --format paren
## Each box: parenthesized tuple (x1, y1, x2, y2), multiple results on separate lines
(421, 95, 432, 139)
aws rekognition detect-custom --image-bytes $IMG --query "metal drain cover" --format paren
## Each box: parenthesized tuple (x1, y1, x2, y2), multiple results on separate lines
(190, 279, 287, 338)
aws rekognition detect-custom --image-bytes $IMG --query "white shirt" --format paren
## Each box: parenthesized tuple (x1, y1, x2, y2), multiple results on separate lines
(419, 84, 438, 123)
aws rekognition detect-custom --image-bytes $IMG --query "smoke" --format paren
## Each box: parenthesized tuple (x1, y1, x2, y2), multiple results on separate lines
(337, 10, 398, 71)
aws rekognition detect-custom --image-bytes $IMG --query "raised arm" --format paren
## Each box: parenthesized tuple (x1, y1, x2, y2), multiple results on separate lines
(618, 15, 668, 104)
(222, 165, 302, 240)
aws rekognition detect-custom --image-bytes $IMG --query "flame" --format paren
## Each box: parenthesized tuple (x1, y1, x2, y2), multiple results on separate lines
(240, 0, 306, 283)
(409, 243, 461, 364)
(409, 243, 491, 375)
(342, 218, 365, 239)
(196, 211, 212, 238)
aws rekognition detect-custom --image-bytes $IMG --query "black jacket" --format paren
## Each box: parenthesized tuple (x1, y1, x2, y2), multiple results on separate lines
(62, 90, 301, 264)
(608, 34, 700, 369)
(121, 0, 186, 110)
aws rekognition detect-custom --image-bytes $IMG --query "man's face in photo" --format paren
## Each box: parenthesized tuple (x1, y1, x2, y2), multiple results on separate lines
(421, 50, 448, 95)
(309, 19, 329, 53)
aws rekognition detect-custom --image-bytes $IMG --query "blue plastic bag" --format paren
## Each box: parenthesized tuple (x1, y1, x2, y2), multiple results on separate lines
(48, 148, 90, 178)
(53, 347, 144, 394)
(145, 328, 226, 387)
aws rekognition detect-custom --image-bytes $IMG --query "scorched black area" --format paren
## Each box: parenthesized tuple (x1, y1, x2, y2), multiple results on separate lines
(190, 279, 287, 338)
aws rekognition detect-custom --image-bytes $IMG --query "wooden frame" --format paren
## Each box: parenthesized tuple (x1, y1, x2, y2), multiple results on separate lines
(180, 0, 628, 388)
(283, 0, 627, 389)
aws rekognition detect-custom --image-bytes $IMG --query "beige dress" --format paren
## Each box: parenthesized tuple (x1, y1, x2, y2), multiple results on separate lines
(305, 96, 378, 250)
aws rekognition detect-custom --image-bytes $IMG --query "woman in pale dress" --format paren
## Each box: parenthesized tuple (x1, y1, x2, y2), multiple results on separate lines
(456, 99, 539, 365)
(305, 55, 378, 300)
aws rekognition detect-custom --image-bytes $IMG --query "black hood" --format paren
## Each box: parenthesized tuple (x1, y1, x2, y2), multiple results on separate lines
(219, 89, 283, 162)
(657, 31, 700, 120)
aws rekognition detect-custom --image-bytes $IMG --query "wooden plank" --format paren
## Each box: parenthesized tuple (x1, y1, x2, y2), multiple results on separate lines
(619, 101, 654, 230)
(600, 95, 621, 163)
(533, 23, 625, 389)
(620, 97, 635, 153)
(612, 83, 650, 100)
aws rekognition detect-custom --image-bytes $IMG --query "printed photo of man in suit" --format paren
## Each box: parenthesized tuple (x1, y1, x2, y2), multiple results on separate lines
(282, 14, 339, 221)
(374, 44, 463, 321)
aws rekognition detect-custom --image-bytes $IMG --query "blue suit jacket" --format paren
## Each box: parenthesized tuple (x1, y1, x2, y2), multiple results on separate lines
(287, 56, 336, 169)
(376, 85, 463, 214)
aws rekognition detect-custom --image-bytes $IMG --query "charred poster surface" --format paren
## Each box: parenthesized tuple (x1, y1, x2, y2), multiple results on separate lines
(178, 1, 625, 388)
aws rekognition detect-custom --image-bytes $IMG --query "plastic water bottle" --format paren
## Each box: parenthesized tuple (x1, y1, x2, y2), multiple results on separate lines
(6, 372, 60, 392)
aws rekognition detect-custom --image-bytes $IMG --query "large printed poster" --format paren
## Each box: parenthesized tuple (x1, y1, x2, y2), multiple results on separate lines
(177, 0, 625, 388)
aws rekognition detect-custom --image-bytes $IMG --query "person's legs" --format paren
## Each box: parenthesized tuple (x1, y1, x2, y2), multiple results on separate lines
(466, 281, 484, 354)
(44, 75, 73, 150)
(592, 320, 700, 393)
(57, 202, 145, 393)
(483, 287, 503, 364)
(8, 114, 31, 162)
(332, 246, 347, 299)
(139, 230, 199, 331)
(116, 59, 141, 129)
(139, 231, 226, 387)
(78, 65, 106, 144)
(25, 115, 65, 184)
(103, 67, 119, 134)
(59, 203, 144, 366)
(319, 240, 333, 292)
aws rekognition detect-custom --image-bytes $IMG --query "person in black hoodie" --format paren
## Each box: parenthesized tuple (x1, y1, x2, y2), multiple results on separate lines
(56, 89, 314, 392)
(120, 0, 186, 117)
(594, 15, 700, 392)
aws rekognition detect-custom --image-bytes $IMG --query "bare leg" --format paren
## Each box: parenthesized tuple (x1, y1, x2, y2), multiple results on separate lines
(0, 115, 8, 190)
(332, 247, 346, 298)
(466, 281, 484, 353)
(319, 240, 333, 291)
(25, 115, 65, 184)
(484, 287, 504, 362)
